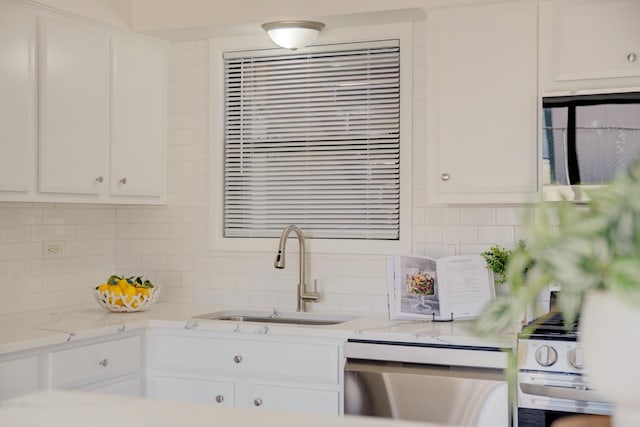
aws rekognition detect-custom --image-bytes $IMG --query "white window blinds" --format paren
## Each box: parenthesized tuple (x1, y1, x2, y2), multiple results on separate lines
(223, 40, 400, 240)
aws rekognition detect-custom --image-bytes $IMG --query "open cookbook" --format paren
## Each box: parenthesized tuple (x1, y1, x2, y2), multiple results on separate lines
(387, 254, 495, 321)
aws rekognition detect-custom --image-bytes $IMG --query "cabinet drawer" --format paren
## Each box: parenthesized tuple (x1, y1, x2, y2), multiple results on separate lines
(147, 376, 235, 406)
(149, 334, 340, 384)
(50, 336, 141, 388)
(239, 383, 340, 415)
(84, 376, 142, 397)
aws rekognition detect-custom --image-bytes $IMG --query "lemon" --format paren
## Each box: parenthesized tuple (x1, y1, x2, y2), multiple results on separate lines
(124, 286, 137, 304)
(117, 278, 130, 292)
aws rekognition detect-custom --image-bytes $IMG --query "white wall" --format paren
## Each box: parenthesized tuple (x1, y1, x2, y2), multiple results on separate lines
(129, 0, 476, 33)
(0, 20, 532, 316)
(32, 0, 132, 28)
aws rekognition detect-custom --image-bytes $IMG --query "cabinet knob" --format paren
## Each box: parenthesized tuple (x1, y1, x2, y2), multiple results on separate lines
(233, 355, 243, 364)
(95, 176, 104, 183)
(627, 52, 638, 63)
(215, 394, 224, 403)
(253, 398, 263, 407)
(97, 358, 108, 367)
(440, 173, 450, 182)
(119, 177, 128, 184)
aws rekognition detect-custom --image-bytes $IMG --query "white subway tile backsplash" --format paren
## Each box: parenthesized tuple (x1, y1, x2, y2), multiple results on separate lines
(142, 224, 170, 240)
(442, 226, 477, 244)
(142, 255, 168, 271)
(477, 226, 515, 244)
(496, 207, 533, 225)
(460, 208, 495, 225)
(181, 47, 208, 65)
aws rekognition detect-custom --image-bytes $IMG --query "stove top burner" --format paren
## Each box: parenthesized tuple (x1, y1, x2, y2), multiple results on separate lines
(519, 311, 579, 341)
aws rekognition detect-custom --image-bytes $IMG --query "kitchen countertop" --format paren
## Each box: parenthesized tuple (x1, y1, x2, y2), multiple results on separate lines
(0, 302, 516, 356)
(0, 390, 449, 427)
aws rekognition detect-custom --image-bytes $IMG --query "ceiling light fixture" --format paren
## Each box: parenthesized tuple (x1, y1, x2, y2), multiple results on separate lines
(261, 20, 325, 50)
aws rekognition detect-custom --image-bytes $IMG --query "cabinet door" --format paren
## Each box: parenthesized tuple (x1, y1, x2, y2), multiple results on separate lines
(542, 0, 640, 83)
(111, 34, 167, 199)
(0, 355, 40, 400)
(238, 383, 339, 415)
(39, 15, 109, 195)
(147, 376, 235, 406)
(426, 1, 539, 204)
(0, 3, 35, 193)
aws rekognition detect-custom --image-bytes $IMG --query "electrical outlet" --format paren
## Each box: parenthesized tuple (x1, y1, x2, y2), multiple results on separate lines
(43, 241, 64, 259)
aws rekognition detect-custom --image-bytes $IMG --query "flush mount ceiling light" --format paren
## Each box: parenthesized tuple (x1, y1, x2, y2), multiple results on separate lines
(261, 20, 325, 50)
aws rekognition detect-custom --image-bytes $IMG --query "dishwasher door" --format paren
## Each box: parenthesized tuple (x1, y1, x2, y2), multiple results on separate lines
(344, 343, 509, 427)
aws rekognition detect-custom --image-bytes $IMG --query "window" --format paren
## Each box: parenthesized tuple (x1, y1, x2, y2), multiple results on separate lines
(222, 40, 400, 241)
(209, 24, 412, 254)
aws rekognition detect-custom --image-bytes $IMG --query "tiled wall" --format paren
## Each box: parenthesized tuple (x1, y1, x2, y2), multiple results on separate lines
(0, 204, 116, 314)
(0, 22, 534, 316)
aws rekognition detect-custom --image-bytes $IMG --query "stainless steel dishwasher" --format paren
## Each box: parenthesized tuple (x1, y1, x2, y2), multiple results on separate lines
(344, 340, 510, 427)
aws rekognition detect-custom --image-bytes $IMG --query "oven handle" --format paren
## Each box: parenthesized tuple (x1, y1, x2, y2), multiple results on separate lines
(520, 382, 607, 403)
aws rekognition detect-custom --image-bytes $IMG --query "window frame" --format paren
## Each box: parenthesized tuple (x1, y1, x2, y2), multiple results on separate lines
(208, 23, 413, 254)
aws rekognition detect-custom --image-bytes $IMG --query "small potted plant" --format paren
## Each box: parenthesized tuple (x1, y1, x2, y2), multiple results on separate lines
(474, 161, 640, 426)
(481, 240, 527, 296)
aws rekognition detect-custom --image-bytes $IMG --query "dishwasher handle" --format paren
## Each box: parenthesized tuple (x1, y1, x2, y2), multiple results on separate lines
(344, 341, 508, 370)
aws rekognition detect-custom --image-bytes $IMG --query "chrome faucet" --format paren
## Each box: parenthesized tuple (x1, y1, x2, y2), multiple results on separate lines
(274, 225, 319, 312)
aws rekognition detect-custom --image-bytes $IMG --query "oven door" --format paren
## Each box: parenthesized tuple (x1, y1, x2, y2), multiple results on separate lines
(517, 371, 612, 426)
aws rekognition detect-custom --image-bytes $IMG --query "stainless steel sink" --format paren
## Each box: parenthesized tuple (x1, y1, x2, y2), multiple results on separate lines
(192, 310, 358, 326)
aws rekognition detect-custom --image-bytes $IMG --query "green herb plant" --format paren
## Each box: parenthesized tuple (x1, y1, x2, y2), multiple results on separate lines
(481, 241, 526, 286)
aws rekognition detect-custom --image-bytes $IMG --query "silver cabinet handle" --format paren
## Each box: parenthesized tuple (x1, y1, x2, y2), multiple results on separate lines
(95, 176, 104, 183)
(119, 177, 127, 184)
(628, 52, 638, 63)
(253, 398, 263, 407)
(98, 358, 108, 367)
(440, 173, 450, 181)
(215, 394, 224, 403)
(233, 355, 243, 364)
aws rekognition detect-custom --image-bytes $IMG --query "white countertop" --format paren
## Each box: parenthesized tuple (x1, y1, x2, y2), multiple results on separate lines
(0, 302, 516, 356)
(0, 390, 449, 427)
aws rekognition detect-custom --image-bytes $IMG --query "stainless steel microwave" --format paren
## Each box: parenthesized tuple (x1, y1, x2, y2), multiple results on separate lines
(542, 91, 640, 201)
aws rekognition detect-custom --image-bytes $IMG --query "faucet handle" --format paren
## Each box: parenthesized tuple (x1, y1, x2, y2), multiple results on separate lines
(302, 278, 320, 303)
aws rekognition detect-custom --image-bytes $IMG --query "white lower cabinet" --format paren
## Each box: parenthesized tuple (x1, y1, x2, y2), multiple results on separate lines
(0, 354, 41, 401)
(147, 376, 235, 406)
(49, 335, 143, 394)
(146, 330, 343, 415)
(83, 376, 143, 396)
(237, 382, 339, 414)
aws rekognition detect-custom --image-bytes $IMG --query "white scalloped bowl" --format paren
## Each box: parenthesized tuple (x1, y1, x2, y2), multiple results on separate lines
(94, 285, 161, 313)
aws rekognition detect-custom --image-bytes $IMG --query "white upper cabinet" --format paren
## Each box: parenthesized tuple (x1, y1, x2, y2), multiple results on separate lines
(0, 1, 167, 204)
(540, 0, 640, 92)
(0, 3, 35, 193)
(426, 1, 539, 204)
(38, 14, 110, 195)
(111, 34, 167, 199)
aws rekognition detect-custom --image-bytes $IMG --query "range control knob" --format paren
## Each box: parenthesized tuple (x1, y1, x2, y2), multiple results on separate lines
(569, 347, 584, 369)
(535, 345, 558, 367)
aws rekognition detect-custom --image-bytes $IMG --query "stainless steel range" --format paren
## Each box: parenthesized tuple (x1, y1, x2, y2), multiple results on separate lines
(517, 303, 613, 426)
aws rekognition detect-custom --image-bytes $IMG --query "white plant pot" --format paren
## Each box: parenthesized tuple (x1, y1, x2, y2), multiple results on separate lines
(581, 290, 640, 427)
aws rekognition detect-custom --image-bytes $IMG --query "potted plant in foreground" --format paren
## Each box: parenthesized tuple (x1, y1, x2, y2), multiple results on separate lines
(474, 161, 640, 427)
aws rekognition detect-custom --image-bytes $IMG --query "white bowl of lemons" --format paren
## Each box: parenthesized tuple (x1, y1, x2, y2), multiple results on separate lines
(94, 275, 160, 312)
